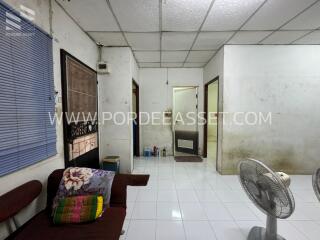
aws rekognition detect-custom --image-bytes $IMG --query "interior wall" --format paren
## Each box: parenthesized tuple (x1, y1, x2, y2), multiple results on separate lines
(221, 45, 320, 174)
(98, 47, 138, 174)
(204, 49, 224, 84)
(0, 1, 98, 238)
(139, 68, 203, 156)
(3, 0, 51, 33)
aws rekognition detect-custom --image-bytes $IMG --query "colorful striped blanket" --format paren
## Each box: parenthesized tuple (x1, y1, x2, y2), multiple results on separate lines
(53, 195, 103, 224)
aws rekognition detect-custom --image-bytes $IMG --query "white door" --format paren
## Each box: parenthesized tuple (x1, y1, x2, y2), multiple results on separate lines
(173, 87, 198, 155)
(173, 87, 198, 131)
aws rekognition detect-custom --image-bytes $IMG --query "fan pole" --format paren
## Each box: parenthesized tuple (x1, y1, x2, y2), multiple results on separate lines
(266, 214, 277, 240)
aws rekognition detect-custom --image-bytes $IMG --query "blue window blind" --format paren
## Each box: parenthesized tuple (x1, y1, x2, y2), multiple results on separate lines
(0, 1, 56, 176)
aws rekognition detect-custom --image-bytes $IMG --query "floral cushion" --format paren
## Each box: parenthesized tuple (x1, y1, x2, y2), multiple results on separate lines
(52, 167, 115, 213)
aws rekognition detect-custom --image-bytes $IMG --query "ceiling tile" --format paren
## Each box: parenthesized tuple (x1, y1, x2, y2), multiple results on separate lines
(293, 30, 320, 44)
(125, 33, 160, 50)
(161, 63, 184, 68)
(139, 62, 161, 68)
(203, 0, 265, 31)
(261, 31, 309, 44)
(184, 62, 206, 67)
(110, 0, 159, 32)
(56, 0, 119, 31)
(242, 0, 316, 30)
(162, 32, 197, 50)
(162, 0, 212, 31)
(282, 2, 320, 30)
(193, 32, 234, 50)
(89, 32, 127, 46)
(228, 31, 273, 44)
(161, 51, 188, 62)
(186, 51, 215, 63)
(134, 51, 160, 62)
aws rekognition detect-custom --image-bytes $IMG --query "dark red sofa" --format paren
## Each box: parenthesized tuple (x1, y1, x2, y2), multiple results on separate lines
(0, 169, 149, 240)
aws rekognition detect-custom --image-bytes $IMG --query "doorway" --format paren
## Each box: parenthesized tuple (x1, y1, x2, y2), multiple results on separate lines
(173, 87, 199, 156)
(203, 77, 219, 165)
(132, 80, 140, 158)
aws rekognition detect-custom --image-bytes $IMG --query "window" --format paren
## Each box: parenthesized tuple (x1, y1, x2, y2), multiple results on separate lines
(0, 2, 56, 176)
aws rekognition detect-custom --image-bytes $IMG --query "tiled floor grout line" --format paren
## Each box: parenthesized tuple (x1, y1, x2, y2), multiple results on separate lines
(287, 220, 311, 240)
(188, 162, 220, 240)
(175, 164, 188, 240)
(128, 157, 318, 240)
(123, 218, 131, 240)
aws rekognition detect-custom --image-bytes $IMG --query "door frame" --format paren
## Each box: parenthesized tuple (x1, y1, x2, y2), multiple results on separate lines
(132, 80, 140, 157)
(203, 76, 219, 161)
(172, 86, 199, 156)
(60, 49, 99, 169)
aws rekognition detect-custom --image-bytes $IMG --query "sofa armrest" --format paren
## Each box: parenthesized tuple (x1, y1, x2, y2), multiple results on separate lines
(110, 174, 149, 208)
(0, 181, 42, 222)
(46, 169, 64, 213)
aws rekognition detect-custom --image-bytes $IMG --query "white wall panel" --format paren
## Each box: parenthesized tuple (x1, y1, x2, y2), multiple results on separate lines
(161, 51, 188, 63)
(110, 0, 159, 32)
(125, 33, 160, 51)
(89, 32, 127, 46)
(162, 0, 211, 31)
(139, 68, 203, 156)
(262, 31, 309, 44)
(228, 31, 273, 44)
(221, 45, 320, 174)
(203, 0, 264, 31)
(56, 0, 119, 31)
(98, 47, 137, 174)
(162, 32, 197, 50)
(193, 32, 234, 50)
(243, 0, 316, 30)
(282, 1, 320, 30)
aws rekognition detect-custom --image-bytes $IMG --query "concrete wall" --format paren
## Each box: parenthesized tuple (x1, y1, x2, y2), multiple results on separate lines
(3, 0, 51, 33)
(0, 1, 98, 238)
(218, 45, 320, 174)
(139, 68, 203, 156)
(204, 49, 224, 84)
(98, 47, 138, 174)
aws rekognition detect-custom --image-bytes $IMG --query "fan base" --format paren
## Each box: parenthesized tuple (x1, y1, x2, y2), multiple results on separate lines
(248, 226, 286, 240)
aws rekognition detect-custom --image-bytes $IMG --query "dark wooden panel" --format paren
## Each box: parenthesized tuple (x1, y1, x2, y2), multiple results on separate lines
(61, 50, 99, 168)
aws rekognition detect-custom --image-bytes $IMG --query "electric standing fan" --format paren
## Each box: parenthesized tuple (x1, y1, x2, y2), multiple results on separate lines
(312, 168, 320, 201)
(238, 158, 295, 240)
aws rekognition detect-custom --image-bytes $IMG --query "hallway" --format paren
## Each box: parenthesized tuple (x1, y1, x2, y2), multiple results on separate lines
(207, 141, 217, 160)
(121, 156, 320, 240)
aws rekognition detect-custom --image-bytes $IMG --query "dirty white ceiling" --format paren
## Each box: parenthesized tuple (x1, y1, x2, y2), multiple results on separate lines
(56, 0, 320, 68)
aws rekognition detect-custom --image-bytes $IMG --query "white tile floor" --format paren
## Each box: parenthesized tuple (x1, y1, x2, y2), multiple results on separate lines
(121, 156, 320, 240)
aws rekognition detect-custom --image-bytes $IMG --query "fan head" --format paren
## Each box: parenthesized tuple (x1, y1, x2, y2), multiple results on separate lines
(238, 158, 295, 219)
(313, 168, 320, 202)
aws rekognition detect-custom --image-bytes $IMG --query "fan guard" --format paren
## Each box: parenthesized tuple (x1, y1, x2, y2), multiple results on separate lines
(238, 158, 295, 240)
(313, 168, 320, 202)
